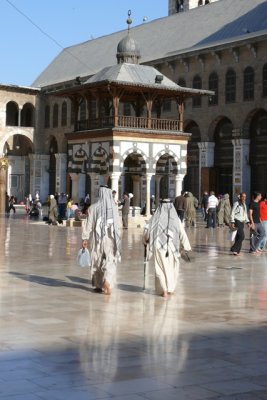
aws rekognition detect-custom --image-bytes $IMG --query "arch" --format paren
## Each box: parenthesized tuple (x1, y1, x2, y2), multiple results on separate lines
(249, 109, 267, 194)
(243, 66, 254, 101)
(4, 134, 33, 203)
(123, 152, 147, 207)
(6, 101, 19, 126)
(0, 128, 34, 156)
(263, 63, 267, 98)
(156, 153, 178, 200)
(21, 103, 35, 127)
(208, 72, 218, 105)
(52, 103, 59, 128)
(121, 147, 148, 169)
(61, 101, 67, 127)
(225, 68, 236, 103)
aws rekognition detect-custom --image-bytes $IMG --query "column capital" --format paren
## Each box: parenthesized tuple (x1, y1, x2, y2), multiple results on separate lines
(146, 172, 153, 180)
(0, 157, 8, 169)
(197, 141, 215, 150)
(69, 172, 80, 181)
(232, 138, 250, 147)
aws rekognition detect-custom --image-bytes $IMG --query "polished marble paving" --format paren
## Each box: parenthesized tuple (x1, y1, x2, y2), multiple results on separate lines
(0, 211, 267, 399)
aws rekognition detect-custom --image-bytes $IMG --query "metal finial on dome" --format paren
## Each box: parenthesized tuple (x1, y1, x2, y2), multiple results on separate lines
(127, 10, 132, 33)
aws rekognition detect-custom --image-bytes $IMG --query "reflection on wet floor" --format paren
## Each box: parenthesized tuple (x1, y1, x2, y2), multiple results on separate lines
(0, 213, 267, 399)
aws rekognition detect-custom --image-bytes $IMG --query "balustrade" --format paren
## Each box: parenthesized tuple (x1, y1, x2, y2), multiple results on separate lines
(76, 115, 181, 132)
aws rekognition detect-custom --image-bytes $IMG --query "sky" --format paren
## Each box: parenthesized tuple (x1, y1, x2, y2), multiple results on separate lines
(0, 0, 168, 87)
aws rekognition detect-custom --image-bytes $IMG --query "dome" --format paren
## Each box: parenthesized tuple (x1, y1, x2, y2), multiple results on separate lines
(116, 34, 141, 64)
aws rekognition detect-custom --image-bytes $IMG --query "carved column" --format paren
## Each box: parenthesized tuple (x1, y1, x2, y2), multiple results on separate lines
(110, 172, 121, 199)
(0, 157, 8, 214)
(175, 174, 185, 197)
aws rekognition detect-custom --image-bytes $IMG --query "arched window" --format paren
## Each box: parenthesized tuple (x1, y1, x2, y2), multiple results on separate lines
(52, 103, 59, 128)
(6, 101, 19, 126)
(61, 101, 67, 127)
(225, 69, 236, 103)
(263, 64, 267, 98)
(243, 66, 254, 101)
(208, 72, 218, 105)
(44, 105, 50, 128)
(192, 75, 202, 108)
(21, 103, 34, 127)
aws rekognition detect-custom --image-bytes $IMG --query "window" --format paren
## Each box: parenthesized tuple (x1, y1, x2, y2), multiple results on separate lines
(52, 103, 59, 128)
(225, 69, 236, 103)
(6, 101, 19, 126)
(208, 72, 218, 105)
(243, 66, 254, 101)
(61, 101, 67, 126)
(21, 103, 34, 127)
(192, 75, 202, 108)
(163, 100, 171, 112)
(44, 105, 50, 128)
(263, 64, 267, 98)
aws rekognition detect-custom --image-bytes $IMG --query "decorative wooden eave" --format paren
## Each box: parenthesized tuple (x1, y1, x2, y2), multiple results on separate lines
(51, 79, 213, 101)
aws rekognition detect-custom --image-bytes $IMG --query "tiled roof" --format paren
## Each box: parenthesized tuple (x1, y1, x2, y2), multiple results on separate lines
(32, 0, 267, 88)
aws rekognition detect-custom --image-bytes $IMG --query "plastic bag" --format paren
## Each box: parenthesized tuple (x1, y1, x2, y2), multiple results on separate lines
(77, 248, 91, 267)
(227, 229, 237, 242)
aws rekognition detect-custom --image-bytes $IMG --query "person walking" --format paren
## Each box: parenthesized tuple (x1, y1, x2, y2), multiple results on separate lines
(230, 192, 250, 256)
(120, 192, 130, 229)
(249, 191, 266, 254)
(174, 191, 186, 222)
(259, 195, 267, 252)
(82, 186, 121, 295)
(48, 194, 58, 225)
(58, 192, 67, 219)
(217, 193, 231, 227)
(143, 199, 191, 297)
(206, 191, 218, 228)
(8, 196, 16, 214)
(184, 192, 198, 227)
(201, 191, 209, 221)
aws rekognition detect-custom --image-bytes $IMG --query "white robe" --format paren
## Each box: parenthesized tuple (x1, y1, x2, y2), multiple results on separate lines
(82, 203, 120, 289)
(144, 217, 191, 294)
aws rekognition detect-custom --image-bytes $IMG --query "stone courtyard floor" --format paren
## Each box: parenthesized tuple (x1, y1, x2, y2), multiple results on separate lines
(0, 212, 267, 399)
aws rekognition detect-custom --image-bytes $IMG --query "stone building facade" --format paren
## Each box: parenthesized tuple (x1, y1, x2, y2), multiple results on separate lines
(0, 0, 266, 208)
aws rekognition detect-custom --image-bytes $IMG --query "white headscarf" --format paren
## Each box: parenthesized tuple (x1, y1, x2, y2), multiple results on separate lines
(93, 186, 121, 257)
(147, 199, 180, 260)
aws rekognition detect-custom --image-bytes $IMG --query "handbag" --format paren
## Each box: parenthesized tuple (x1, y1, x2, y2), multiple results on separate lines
(227, 229, 237, 242)
(77, 248, 91, 267)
